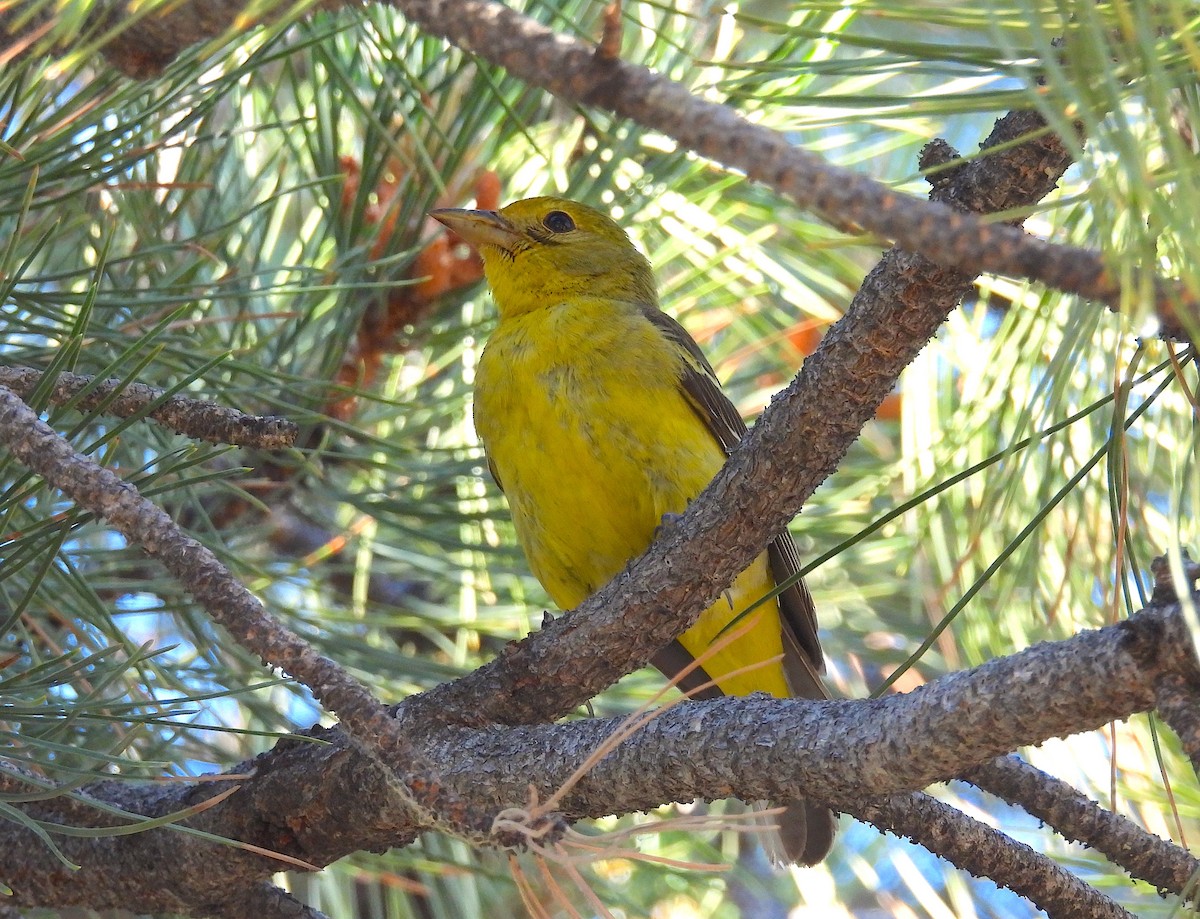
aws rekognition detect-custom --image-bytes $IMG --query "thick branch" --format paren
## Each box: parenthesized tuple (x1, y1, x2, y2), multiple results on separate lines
(405, 108, 1076, 729)
(6, 603, 1196, 914)
(421, 608, 1185, 813)
(0, 740, 421, 916)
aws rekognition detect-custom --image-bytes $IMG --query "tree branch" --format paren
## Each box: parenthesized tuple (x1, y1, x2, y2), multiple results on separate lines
(3, 6, 1191, 916)
(0, 385, 378, 731)
(391, 0, 1181, 312)
(420, 607, 1186, 812)
(0, 744, 420, 916)
(850, 793, 1138, 919)
(1152, 672, 1200, 776)
(11, 0, 1190, 319)
(0, 384, 504, 847)
(962, 756, 1200, 899)
(402, 107, 1077, 729)
(0, 366, 297, 449)
(5, 602, 1196, 914)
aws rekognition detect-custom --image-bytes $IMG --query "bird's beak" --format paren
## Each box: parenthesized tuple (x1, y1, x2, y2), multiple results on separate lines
(429, 208, 520, 253)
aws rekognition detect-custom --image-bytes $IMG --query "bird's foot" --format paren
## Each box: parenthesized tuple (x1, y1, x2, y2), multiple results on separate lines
(653, 511, 686, 540)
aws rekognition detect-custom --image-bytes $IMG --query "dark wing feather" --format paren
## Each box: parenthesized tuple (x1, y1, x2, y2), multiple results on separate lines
(487, 457, 504, 493)
(650, 641, 722, 700)
(639, 305, 826, 700)
(637, 306, 747, 452)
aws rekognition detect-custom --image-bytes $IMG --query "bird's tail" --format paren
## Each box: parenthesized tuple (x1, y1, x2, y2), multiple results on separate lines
(760, 800, 837, 867)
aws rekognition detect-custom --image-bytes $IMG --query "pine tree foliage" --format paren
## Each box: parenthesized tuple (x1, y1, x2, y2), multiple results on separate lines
(1, 0, 1199, 916)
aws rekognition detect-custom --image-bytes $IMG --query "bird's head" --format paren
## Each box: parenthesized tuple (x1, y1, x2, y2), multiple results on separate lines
(430, 196, 657, 318)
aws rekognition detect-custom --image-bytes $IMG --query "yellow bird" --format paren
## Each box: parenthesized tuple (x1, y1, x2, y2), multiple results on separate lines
(431, 196, 834, 865)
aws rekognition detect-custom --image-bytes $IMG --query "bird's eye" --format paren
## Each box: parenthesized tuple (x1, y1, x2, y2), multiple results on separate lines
(542, 210, 576, 233)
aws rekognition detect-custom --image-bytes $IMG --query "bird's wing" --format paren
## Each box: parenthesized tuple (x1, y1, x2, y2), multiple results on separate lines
(639, 305, 827, 699)
(486, 457, 505, 494)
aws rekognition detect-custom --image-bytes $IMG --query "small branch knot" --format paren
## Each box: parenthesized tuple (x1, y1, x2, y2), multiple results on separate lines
(1150, 551, 1200, 605)
(920, 138, 965, 194)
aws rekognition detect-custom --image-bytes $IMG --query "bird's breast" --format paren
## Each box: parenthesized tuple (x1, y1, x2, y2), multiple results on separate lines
(473, 301, 725, 608)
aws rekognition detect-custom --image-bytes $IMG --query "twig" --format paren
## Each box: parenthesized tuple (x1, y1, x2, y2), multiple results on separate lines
(595, 1, 622, 62)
